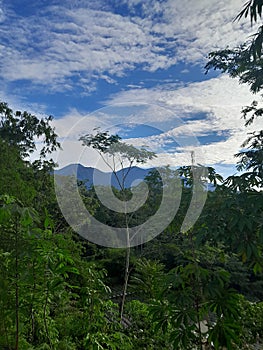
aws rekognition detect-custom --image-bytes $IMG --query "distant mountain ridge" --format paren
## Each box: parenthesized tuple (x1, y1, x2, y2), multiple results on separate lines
(54, 164, 215, 191)
(54, 163, 153, 189)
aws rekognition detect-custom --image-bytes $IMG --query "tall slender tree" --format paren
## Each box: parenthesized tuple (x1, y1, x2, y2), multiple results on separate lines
(80, 129, 156, 321)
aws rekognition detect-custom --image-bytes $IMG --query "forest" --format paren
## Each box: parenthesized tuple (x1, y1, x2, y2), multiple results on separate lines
(0, 1, 263, 349)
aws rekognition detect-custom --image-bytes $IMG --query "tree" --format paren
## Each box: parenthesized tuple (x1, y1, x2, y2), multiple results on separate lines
(0, 101, 60, 160)
(79, 128, 156, 322)
(0, 103, 177, 349)
(0, 101, 63, 219)
(205, 0, 263, 124)
(205, 0, 263, 129)
(205, 0, 263, 93)
(0, 138, 36, 205)
(205, 1, 263, 194)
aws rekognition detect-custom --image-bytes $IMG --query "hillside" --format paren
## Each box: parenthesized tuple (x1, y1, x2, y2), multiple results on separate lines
(54, 164, 153, 189)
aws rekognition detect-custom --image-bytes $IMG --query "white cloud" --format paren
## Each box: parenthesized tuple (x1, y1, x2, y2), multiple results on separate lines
(0, 4, 175, 90)
(104, 75, 263, 169)
(6, 72, 263, 174)
(0, 0, 254, 91)
(52, 110, 104, 139)
(1, 0, 261, 178)
(152, 0, 252, 62)
(0, 9, 4, 23)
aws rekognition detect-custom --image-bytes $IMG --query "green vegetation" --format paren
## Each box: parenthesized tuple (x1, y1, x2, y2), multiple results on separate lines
(0, 100, 262, 350)
(1, 3, 263, 349)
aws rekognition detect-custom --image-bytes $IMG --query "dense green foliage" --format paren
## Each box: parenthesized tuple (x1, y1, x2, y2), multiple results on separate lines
(0, 102, 262, 350)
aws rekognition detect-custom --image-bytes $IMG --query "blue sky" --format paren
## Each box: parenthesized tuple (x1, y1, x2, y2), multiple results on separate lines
(1, 0, 263, 178)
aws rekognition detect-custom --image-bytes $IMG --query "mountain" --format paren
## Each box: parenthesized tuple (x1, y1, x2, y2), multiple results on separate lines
(54, 164, 153, 189)
(54, 164, 216, 191)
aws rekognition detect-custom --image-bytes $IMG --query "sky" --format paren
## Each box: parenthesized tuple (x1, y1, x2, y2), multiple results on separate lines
(1, 0, 263, 178)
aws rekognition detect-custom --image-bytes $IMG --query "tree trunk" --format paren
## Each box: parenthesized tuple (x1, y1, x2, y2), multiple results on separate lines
(120, 225, 130, 322)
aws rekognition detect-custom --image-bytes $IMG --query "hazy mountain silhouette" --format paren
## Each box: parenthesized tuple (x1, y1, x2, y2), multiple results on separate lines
(54, 163, 215, 191)
(54, 164, 153, 189)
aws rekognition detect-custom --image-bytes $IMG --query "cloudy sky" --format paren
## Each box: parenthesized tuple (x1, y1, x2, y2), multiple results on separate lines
(1, 0, 262, 177)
